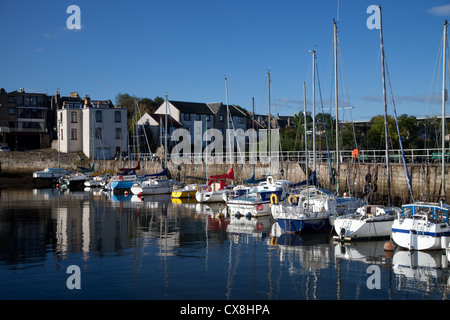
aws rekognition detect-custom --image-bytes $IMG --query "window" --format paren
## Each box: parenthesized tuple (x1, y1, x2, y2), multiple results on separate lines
(239, 117, 244, 123)
(71, 112, 77, 123)
(8, 96, 15, 103)
(71, 129, 77, 140)
(219, 115, 224, 122)
(184, 113, 191, 121)
(16, 96, 23, 105)
(8, 108, 14, 115)
(30, 96, 37, 106)
(37, 96, 44, 106)
(96, 128, 102, 139)
(115, 128, 122, 139)
(60, 129, 63, 140)
(206, 115, 210, 121)
(196, 114, 201, 121)
(115, 111, 121, 122)
(96, 110, 102, 122)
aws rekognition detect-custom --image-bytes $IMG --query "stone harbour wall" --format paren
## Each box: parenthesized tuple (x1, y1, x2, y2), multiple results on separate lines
(0, 149, 448, 205)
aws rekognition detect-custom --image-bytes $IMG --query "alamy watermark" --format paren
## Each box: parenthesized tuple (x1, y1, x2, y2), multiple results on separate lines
(66, 265, 81, 290)
(66, 5, 81, 30)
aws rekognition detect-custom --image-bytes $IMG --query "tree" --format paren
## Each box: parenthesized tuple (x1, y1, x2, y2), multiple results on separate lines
(367, 115, 399, 149)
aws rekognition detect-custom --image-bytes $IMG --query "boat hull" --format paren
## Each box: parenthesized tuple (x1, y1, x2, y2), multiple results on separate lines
(131, 185, 173, 195)
(171, 190, 197, 198)
(226, 201, 271, 218)
(110, 180, 136, 191)
(334, 218, 395, 240)
(277, 216, 332, 233)
(391, 218, 450, 251)
(195, 190, 227, 203)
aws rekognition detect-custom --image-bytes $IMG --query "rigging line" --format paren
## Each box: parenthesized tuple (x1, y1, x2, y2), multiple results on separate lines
(384, 54, 415, 201)
(315, 55, 334, 186)
(337, 35, 358, 150)
(136, 99, 153, 162)
(424, 36, 444, 150)
(269, 78, 284, 172)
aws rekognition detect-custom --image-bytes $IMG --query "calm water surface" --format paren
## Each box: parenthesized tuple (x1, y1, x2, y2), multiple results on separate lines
(0, 188, 449, 300)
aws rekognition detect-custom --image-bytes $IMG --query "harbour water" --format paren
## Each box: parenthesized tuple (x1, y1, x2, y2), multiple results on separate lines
(0, 188, 449, 301)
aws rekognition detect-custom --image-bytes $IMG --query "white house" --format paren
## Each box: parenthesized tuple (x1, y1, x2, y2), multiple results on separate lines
(56, 97, 128, 160)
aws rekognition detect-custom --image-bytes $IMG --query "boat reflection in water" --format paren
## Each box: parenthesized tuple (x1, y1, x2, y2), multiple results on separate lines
(393, 249, 449, 296)
(1, 188, 450, 300)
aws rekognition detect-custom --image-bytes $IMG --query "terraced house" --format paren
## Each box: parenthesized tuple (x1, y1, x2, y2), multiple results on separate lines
(56, 93, 128, 160)
(0, 88, 55, 150)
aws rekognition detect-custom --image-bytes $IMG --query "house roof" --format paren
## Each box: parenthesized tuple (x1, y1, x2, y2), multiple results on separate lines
(169, 101, 214, 115)
(206, 102, 247, 117)
(149, 113, 183, 128)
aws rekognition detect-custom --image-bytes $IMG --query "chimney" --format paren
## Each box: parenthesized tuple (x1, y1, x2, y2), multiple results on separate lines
(84, 95, 90, 106)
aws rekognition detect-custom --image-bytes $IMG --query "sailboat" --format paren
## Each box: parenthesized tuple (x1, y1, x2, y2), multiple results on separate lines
(195, 167, 234, 203)
(272, 39, 363, 233)
(107, 161, 141, 192)
(391, 19, 450, 251)
(334, 10, 403, 241)
(226, 176, 293, 218)
(131, 93, 183, 196)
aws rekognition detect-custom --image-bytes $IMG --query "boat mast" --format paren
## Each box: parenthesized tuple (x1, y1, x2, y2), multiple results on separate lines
(268, 70, 271, 174)
(224, 77, 233, 177)
(304, 81, 309, 203)
(442, 20, 448, 199)
(333, 20, 339, 194)
(165, 92, 168, 169)
(379, 6, 391, 206)
(312, 50, 317, 174)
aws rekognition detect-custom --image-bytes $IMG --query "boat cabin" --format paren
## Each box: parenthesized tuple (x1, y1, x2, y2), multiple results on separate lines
(401, 202, 450, 223)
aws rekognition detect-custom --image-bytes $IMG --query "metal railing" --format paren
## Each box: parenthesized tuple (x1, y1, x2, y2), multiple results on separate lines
(126, 148, 449, 164)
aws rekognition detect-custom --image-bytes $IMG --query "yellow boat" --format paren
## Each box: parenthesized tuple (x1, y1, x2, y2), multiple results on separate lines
(171, 184, 203, 199)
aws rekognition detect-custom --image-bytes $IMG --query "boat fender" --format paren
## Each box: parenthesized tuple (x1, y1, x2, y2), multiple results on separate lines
(119, 175, 123, 180)
(270, 193, 279, 204)
(339, 228, 346, 241)
(365, 173, 372, 183)
(195, 185, 198, 191)
(288, 195, 298, 205)
(363, 184, 370, 194)
(370, 183, 377, 193)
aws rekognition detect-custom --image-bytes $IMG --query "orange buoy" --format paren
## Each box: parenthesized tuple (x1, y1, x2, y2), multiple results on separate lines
(384, 241, 395, 251)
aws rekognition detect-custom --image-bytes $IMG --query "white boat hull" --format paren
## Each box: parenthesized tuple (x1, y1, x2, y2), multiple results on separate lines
(195, 190, 227, 203)
(227, 201, 271, 218)
(391, 217, 450, 251)
(334, 217, 395, 240)
(131, 179, 179, 195)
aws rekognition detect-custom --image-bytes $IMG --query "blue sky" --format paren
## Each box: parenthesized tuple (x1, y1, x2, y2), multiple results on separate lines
(0, 0, 449, 121)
